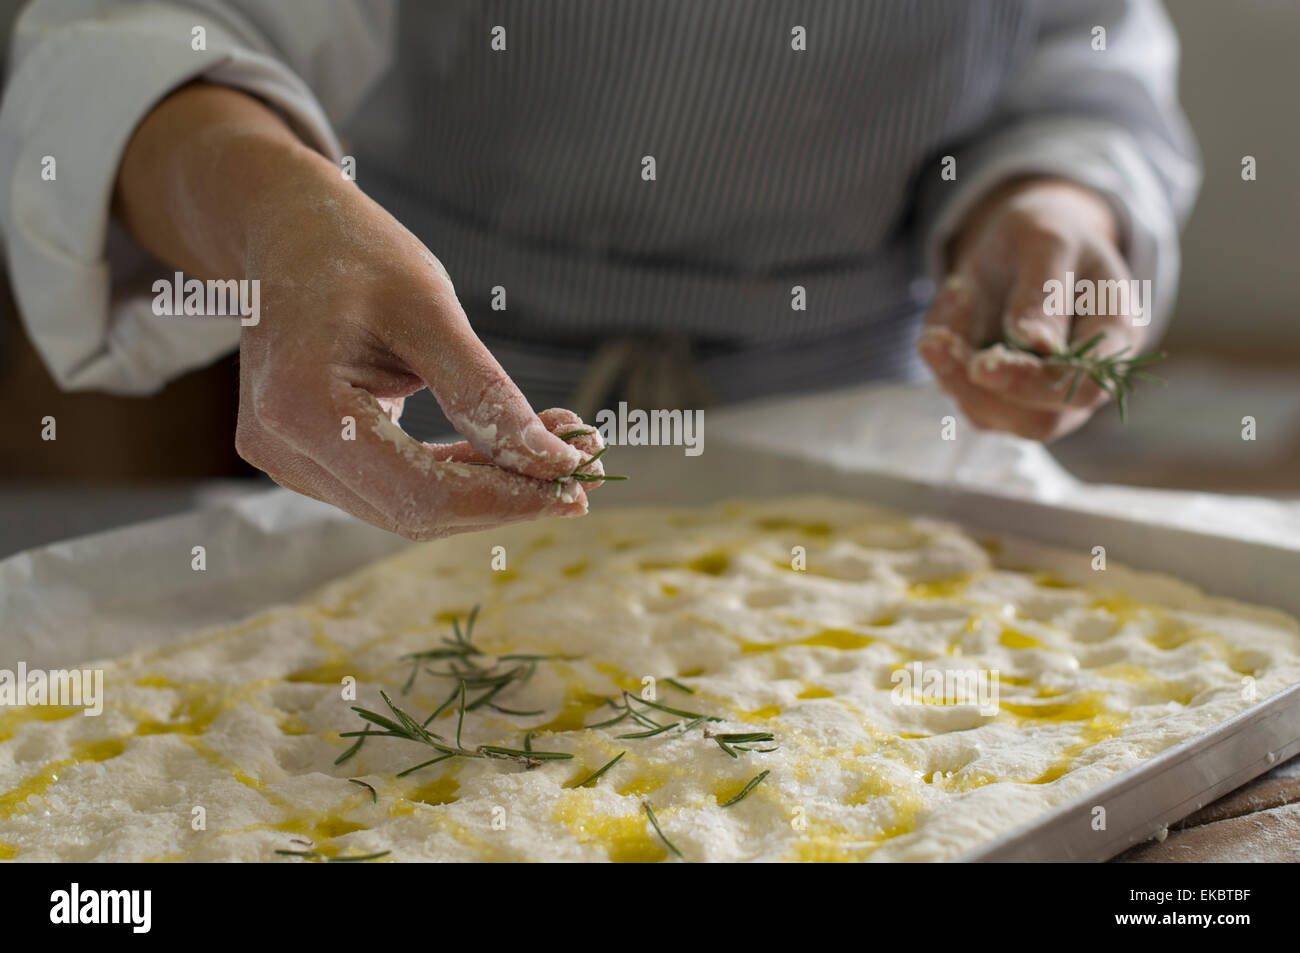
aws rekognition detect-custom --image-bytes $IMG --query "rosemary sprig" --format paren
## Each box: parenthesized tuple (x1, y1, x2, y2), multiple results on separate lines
(563, 690, 720, 735)
(570, 751, 627, 788)
(643, 802, 683, 860)
(400, 604, 480, 692)
(335, 605, 781, 865)
(462, 428, 628, 496)
(720, 770, 770, 807)
(554, 444, 629, 498)
(400, 605, 566, 728)
(344, 689, 571, 771)
(1013, 333, 1166, 422)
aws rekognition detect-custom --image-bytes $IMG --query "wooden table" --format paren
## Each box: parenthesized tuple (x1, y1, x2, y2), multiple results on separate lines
(1116, 754, 1300, 862)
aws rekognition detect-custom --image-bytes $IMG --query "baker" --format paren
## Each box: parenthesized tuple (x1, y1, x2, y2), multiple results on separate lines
(0, 0, 1199, 539)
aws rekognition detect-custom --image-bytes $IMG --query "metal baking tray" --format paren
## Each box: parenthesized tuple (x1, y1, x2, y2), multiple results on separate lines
(962, 681, 1300, 861)
(2, 441, 1297, 861)
(616, 442, 1300, 861)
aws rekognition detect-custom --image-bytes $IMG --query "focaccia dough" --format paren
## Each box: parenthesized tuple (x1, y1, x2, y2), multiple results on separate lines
(2, 496, 1297, 862)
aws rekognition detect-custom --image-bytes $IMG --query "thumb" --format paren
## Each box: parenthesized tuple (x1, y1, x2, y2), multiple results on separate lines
(406, 320, 583, 481)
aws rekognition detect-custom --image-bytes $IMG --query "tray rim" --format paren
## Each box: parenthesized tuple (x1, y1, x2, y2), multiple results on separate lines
(956, 680, 1300, 862)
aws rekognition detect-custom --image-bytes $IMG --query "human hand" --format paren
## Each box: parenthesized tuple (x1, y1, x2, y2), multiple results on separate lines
(233, 174, 602, 539)
(116, 84, 601, 540)
(918, 177, 1148, 442)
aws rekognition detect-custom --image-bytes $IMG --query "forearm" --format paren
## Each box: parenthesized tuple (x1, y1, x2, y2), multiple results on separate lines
(112, 82, 339, 279)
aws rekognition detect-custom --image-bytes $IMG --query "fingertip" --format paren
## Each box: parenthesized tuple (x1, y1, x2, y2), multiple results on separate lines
(523, 418, 583, 462)
(550, 482, 589, 517)
(924, 275, 973, 330)
(539, 409, 603, 448)
(1006, 314, 1058, 353)
(968, 344, 1041, 389)
(918, 326, 972, 371)
(487, 419, 583, 480)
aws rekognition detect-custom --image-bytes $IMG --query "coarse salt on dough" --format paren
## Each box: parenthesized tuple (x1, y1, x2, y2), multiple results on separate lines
(1, 495, 1296, 862)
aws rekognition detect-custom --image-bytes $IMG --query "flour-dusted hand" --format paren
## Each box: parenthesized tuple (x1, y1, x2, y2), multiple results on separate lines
(233, 175, 600, 539)
(115, 84, 595, 539)
(918, 177, 1149, 442)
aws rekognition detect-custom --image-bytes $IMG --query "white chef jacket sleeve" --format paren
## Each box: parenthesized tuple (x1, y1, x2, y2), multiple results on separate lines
(918, 0, 1201, 341)
(0, 0, 395, 394)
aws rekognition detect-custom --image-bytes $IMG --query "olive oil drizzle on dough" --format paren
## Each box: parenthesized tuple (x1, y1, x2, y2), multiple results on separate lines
(0, 506, 1281, 862)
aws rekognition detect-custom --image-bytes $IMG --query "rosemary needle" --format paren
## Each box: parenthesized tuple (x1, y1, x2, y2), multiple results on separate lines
(395, 753, 455, 778)
(643, 802, 683, 860)
(334, 725, 372, 766)
(579, 445, 609, 467)
(479, 745, 573, 761)
(712, 732, 776, 744)
(401, 658, 421, 694)
(554, 444, 629, 497)
(583, 709, 631, 730)
(328, 850, 391, 863)
(275, 849, 391, 863)
(626, 708, 666, 731)
(708, 731, 776, 759)
(456, 679, 467, 749)
(618, 722, 680, 739)
(489, 704, 546, 717)
(1011, 333, 1167, 423)
(571, 751, 626, 788)
(623, 691, 722, 723)
(664, 678, 695, 695)
(424, 685, 461, 726)
(720, 770, 770, 807)
(347, 778, 378, 803)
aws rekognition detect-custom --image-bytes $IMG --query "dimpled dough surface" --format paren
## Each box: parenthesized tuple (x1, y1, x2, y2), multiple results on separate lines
(2, 496, 1298, 862)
